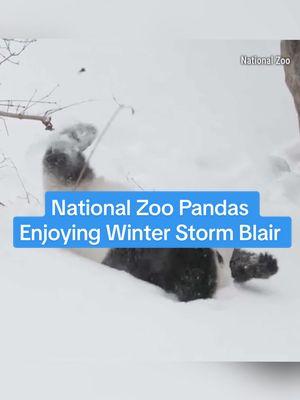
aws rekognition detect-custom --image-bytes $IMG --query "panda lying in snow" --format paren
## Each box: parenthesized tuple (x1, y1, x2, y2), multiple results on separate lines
(43, 123, 278, 301)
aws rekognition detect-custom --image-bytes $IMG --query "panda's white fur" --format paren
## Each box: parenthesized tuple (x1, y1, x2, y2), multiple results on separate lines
(215, 248, 234, 289)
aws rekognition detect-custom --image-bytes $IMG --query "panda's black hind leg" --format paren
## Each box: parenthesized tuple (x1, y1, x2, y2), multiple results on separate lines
(230, 249, 278, 283)
(169, 249, 218, 301)
(104, 248, 218, 302)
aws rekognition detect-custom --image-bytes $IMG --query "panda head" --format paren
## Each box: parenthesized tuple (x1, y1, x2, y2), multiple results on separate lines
(43, 139, 95, 186)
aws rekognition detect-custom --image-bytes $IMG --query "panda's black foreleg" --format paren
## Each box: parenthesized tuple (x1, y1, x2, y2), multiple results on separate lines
(230, 249, 278, 283)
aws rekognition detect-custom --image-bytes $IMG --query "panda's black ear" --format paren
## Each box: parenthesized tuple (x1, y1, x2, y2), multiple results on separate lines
(43, 142, 94, 185)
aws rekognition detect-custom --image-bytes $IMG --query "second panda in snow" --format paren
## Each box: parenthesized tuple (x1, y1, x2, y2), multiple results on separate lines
(43, 123, 278, 301)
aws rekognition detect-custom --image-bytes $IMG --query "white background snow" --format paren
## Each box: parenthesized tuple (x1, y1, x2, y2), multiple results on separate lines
(0, 40, 300, 397)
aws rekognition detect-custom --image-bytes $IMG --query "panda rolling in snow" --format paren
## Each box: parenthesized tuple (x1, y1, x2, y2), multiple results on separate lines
(43, 124, 278, 301)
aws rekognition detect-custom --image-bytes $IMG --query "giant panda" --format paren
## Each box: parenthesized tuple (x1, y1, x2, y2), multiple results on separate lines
(42, 123, 279, 301)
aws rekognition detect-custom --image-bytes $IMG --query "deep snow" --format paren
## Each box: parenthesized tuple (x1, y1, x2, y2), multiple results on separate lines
(0, 40, 300, 378)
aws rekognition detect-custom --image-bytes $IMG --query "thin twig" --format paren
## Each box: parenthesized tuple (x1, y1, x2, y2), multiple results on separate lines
(126, 173, 145, 191)
(130, 177, 145, 191)
(0, 99, 57, 105)
(39, 84, 60, 102)
(45, 98, 99, 116)
(0, 39, 35, 66)
(23, 88, 38, 112)
(24, 84, 60, 113)
(0, 117, 9, 135)
(0, 153, 32, 203)
(74, 99, 135, 190)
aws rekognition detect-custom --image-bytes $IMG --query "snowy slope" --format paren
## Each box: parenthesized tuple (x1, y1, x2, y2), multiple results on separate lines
(0, 40, 300, 373)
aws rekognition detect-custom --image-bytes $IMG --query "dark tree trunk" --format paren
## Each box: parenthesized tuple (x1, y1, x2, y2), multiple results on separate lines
(281, 40, 300, 131)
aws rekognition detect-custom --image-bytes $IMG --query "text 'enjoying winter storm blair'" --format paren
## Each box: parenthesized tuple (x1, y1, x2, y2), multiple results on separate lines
(13, 191, 292, 248)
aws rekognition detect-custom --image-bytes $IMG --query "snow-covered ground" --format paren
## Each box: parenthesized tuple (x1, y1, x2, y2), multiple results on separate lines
(0, 40, 300, 386)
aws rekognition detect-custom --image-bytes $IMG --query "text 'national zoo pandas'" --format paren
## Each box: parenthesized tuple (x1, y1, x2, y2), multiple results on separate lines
(42, 123, 279, 302)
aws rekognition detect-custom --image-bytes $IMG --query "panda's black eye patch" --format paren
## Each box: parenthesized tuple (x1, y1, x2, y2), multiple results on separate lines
(44, 149, 68, 167)
(43, 144, 94, 185)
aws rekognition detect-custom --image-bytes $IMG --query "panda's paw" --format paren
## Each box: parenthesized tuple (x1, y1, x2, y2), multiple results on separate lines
(252, 253, 279, 279)
(59, 123, 97, 151)
(230, 250, 278, 283)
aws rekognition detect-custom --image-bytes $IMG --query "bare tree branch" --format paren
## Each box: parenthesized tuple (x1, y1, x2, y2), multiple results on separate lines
(0, 110, 53, 130)
(0, 98, 104, 131)
(0, 39, 36, 66)
(0, 43, 105, 132)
